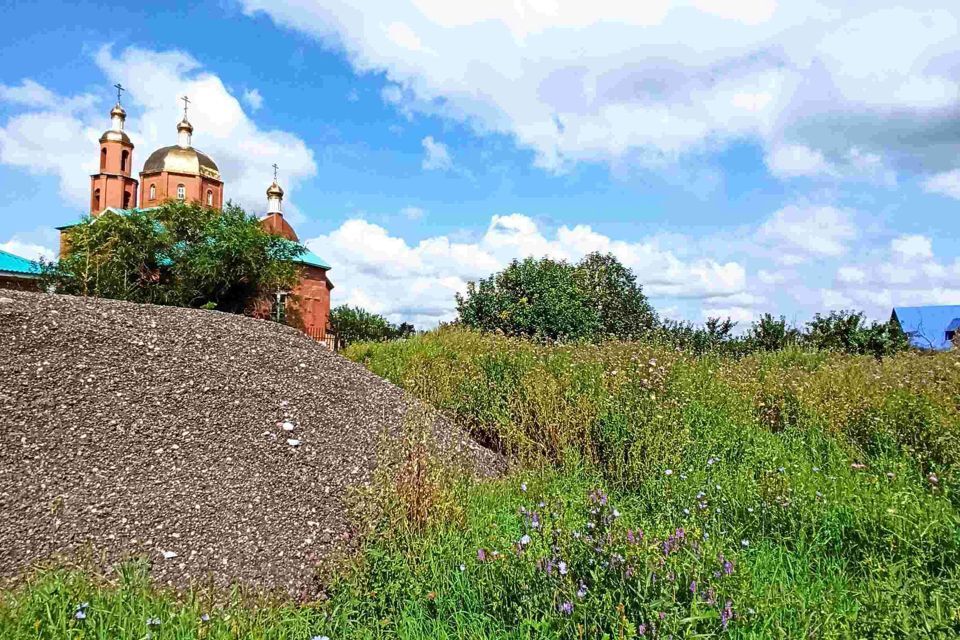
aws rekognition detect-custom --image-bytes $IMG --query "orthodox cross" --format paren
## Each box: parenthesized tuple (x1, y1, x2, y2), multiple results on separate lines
(114, 83, 125, 104)
(181, 95, 191, 119)
(272, 163, 279, 181)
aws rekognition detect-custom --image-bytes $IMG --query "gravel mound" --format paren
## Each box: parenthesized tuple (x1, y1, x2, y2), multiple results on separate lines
(0, 291, 501, 595)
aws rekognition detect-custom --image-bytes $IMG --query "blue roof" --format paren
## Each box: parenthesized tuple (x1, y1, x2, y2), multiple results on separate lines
(0, 248, 41, 277)
(295, 249, 331, 270)
(892, 305, 960, 350)
(947, 318, 960, 332)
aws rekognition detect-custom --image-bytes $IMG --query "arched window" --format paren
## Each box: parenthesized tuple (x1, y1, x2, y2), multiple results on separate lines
(206, 190, 213, 206)
(122, 191, 131, 209)
(177, 184, 186, 201)
(92, 188, 100, 212)
(121, 150, 129, 172)
(100, 148, 107, 171)
(149, 184, 156, 200)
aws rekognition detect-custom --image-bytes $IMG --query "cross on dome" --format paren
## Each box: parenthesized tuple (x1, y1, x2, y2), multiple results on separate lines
(181, 95, 191, 119)
(114, 83, 125, 105)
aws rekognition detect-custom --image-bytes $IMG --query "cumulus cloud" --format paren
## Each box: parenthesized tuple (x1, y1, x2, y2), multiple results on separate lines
(238, 1, 960, 178)
(0, 232, 56, 262)
(758, 205, 858, 262)
(923, 169, 960, 200)
(305, 212, 746, 327)
(0, 46, 316, 217)
(891, 234, 933, 261)
(421, 136, 451, 170)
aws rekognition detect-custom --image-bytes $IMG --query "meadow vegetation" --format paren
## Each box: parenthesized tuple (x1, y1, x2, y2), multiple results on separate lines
(5, 328, 956, 638)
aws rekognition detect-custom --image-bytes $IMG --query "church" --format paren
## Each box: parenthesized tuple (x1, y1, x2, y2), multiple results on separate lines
(59, 93, 334, 343)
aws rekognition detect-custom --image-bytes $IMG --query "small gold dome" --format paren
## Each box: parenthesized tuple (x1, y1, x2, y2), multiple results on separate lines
(266, 181, 284, 198)
(110, 103, 126, 118)
(177, 118, 194, 134)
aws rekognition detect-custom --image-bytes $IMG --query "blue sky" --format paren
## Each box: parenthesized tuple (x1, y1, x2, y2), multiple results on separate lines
(2, 1, 959, 328)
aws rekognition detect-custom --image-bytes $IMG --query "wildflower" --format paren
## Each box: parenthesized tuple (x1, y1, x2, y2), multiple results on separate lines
(612, 508, 620, 518)
(928, 473, 939, 486)
(576, 582, 588, 598)
(721, 600, 734, 630)
(851, 462, 867, 470)
(477, 548, 487, 562)
(689, 580, 697, 594)
(638, 623, 647, 635)
(777, 466, 785, 473)
(311, 636, 331, 640)
(707, 457, 717, 466)
(520, 482, 527, 492)
(459, 564, 466, 572)
(147, 617, 161, 627)
(530, 513, 541, 529)
(683, 508, 690, 515)
(664, 469, 673, 476)
(723, 560, 734, 575)
(519, 534, 531, 546)
(558, 601, 574, 615)
(74, 610, 87, 620)
(741, 539, 750, 548)
(200, 614, 210, 622)
(558, 561, 568, 575)
(572, 531, 581, 539)
(812, 466, 820, 472)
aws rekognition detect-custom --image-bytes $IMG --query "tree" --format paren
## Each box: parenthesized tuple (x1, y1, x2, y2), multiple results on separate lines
(805, 310, 907, 358)
(455, 253, 656, 342)
(749, 313, 801, 351)
(43, 201, 304, 315)
(330, 305, 415, 347)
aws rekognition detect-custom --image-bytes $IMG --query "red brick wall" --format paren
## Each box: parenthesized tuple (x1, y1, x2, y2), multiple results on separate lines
(293, 265, 332, 335)
(139, 172, 223, 209)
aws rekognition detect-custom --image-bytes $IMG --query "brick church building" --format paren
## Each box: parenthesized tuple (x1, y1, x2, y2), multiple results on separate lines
(60, 95, 334, 341)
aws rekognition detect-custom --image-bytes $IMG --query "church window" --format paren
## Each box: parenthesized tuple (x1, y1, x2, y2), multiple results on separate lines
(100, 148, 106, 171)
(123, 191, 131, 209)
(121, 150, 129, 172)
(206, 190, 213, 206)
(92, 188, 100, 211)
(149, 184, 156, 200)
(177, 184, 186, 200)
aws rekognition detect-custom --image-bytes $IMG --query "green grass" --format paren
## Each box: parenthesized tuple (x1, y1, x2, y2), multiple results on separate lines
(3, 328, 959, 638)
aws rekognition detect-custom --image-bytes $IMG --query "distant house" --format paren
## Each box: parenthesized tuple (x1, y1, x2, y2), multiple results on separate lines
(891, 306, 960, 350)
(0, 248, 41, 291)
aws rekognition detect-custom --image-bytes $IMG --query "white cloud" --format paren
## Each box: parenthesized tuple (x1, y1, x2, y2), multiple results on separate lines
(923, 169, 960, 200)
(0, 236, 56, 262)
(758, 205, 858, 262)
(891, 234, 933, 261)
(401, 205, 425, 220)
(242, 88, 263, 111)
(238, 1, 960, 176)
(421, 135, 452, 170)
(0, 46, 316, 218)
(306, 213, 747, 327)
(765, 144, 833, 179)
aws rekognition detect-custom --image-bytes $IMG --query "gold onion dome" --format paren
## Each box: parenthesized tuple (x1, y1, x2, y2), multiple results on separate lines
(142, 145, 221, 179)
(110, 103, 126, 118)
(177, 117, 194, 134)
(266, 181, 284, 198)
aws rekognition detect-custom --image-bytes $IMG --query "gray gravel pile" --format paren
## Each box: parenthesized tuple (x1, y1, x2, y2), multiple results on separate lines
(0, 290, 501, 595)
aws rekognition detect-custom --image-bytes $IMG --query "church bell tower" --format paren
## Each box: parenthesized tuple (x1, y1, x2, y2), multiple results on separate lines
(89, 84, 139, 215)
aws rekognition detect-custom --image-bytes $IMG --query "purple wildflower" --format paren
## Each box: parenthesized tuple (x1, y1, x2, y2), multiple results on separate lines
(689, 580, 697, 594)
(638, 623, 647, 635)
(721, 600, 734, 630)
(626, 529, 635, 543)
(558, 560, 568, 575)
(576, 582, 588, 598)
(477, 548, 487, 562)
(723, 560, 734, 575)
(559, 601, 574, 615)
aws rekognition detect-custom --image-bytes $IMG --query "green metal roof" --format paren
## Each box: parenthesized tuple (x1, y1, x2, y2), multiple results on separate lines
(295, 249, 331, 270)
(0, 248, 41, 276)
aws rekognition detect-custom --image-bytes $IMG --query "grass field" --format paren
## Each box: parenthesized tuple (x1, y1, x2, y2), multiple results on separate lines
(3, 328, 959, 638)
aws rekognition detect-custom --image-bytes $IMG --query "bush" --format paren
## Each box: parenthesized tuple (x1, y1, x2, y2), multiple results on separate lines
(455, 252, 657, 342)
(330, 304, 415, 347)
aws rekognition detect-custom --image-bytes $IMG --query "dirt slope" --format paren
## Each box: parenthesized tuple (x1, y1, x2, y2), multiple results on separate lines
(0, 290, 499, 595)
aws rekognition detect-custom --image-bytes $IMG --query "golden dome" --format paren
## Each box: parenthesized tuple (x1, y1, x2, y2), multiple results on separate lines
(177, 118, 194, 134)
(110, 103, 126, 118)
(99, 129, 132, 144)
(142, 145, 221, 180)
(266, 181, 284, 198)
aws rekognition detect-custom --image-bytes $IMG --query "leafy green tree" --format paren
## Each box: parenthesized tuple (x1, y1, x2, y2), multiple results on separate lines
(749, 313, 801, 351)
(42, 201, 304, 315)
(456, 252, 655, 342)
(330, 305, 415, 347)
(805, 310, 907, 358)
